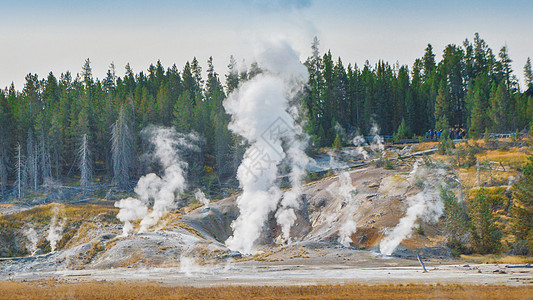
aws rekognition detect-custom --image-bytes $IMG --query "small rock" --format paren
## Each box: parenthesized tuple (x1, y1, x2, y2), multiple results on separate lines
(368, 182, 379, 188)
(366, 194, 378, 200)
(463, 264, 470, 267)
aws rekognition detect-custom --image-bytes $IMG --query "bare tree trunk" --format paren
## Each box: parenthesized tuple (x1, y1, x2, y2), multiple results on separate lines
(78, 133, 92, 190)
(14, 143, 25, 199)
(0, 137, 7, 198)
(111, 106, 133, 189)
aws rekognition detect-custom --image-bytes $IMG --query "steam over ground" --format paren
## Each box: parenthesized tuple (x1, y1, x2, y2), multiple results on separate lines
(115, 126, 197, 236)
(379, 161, 445, 255)
(223, 38, 309, 254)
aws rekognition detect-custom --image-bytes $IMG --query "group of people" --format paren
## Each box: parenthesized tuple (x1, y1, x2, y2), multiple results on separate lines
(425, 126, 465, 141)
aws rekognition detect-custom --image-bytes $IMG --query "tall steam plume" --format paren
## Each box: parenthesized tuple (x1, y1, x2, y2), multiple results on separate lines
(47, 205, 65, 252)
(115, 126, 197, 236)
(335, 171, 359, 247)
(224, 38, 308, 254)
(379, 161, 445, 255)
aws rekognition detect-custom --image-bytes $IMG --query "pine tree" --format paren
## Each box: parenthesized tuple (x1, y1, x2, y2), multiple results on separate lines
(497, 46, 517, 92)
(489, 82, 509, 131)
(38, 131, 52, 185)
(332, 134, 342, 152)
(467, 73, 490, 137)
(214, 111, 233, 182)
(439, 44, 466, 127)
(173, 91, 193, 132)
(511, 156, 533, 254)
(524, 57, 533, 89)
(393, 119, 410, 141)
(442, 188, 469, 255)
(422, 44, 436, 79)
(225, 55, 239, 94)
(303, 36, 324, 145)
(469, 189, 502, 254)
(434, 81, 451, 129)
(82, 58, 93, 88)
(0, 92, 9, 197)
(26, 130, 38, 191)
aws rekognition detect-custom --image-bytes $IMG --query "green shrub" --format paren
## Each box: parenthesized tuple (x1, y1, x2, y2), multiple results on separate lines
(468, 189, 502, 254)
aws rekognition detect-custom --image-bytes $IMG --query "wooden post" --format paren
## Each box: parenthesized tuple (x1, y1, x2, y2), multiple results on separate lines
(417, 253, 428, 273)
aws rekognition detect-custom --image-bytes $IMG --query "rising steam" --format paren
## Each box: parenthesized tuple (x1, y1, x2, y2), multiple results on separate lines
(335, 171, 359, 247)
(115, 126, 196, 236)
(352, 135, 369, 160)
(223, 38, 308, 254)
(194, 189, 210, 207)
(24, 227, 38, 255)
(47, 205, 65, 252)
(324, 170, 360, 247)
(379, 161, 445, 255)
(370, 123, 384, 153)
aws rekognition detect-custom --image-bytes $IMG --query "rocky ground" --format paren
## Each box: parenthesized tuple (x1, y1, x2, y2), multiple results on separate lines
(1, 142, 531, 287)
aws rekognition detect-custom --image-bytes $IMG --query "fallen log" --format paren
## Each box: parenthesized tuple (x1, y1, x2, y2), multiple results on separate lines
(505, 263, 531, 268)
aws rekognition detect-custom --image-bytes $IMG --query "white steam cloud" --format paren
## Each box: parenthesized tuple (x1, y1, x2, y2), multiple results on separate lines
(195, 189, 210, 207)
(223, 38, 308, 254)
(327, 171, 359, 247)
(180, 255, 202, 276)
(370, 123, 384, 153)
(275, 116, 310, 243)
(338, 219, 357, 247)
(352, 135, 369, 160)
(115, 197, 148, 236)
(379, 161, 445, 255)
(115, 126, 196, 236)
(47, 205, 65, 252)
(24, 227, 38, 255)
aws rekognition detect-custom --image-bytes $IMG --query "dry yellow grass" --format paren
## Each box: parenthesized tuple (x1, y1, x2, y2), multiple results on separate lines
(476, 148, 529, 166)
(1, 203, 119, 227)
(0, 280, 531, 300)
(174, 221, 203, 238)
(460, 254, 533, 264)
(413, 141, 438, 152)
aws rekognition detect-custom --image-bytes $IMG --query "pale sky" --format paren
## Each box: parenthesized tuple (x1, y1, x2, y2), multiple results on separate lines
(2, 0, 532, 90)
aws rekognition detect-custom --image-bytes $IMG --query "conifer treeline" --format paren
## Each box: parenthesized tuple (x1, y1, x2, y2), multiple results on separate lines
(0, 33, 532, 195)
(304, 34, 533, 146)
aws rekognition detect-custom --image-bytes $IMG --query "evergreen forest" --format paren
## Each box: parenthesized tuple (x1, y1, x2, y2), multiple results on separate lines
(1, 33, 532, 199)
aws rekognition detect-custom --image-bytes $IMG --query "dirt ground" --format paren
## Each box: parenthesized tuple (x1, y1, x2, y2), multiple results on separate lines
(2, 253, 532, 287)
(1, 141, 532, 297)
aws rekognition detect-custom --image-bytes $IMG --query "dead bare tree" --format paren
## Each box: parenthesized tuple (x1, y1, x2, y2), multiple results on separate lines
(111, 106, 133, 189)
(14, 143, 25, 199)
(0, 136, 8, 198)
(78, 133, 92, 190)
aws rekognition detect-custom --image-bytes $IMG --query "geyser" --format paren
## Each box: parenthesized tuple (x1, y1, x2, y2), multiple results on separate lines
(379, 161, 445, 255)
(115, 126, 197, 236)
(335, 171, 359, 247)
(223, 38, 309, 254)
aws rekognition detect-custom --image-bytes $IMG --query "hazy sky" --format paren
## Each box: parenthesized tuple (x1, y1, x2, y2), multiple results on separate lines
(2, 0, 532, 90)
